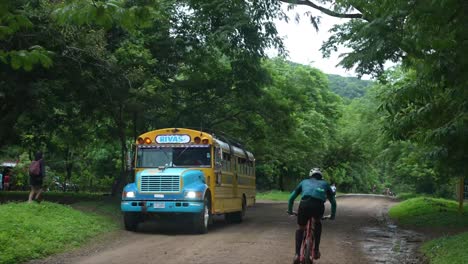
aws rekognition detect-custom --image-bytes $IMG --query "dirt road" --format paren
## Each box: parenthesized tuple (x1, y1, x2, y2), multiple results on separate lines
(30, 195, 424, 264)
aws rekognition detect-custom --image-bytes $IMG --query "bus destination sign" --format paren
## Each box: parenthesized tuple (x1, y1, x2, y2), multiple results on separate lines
(155, 134, 191, 144)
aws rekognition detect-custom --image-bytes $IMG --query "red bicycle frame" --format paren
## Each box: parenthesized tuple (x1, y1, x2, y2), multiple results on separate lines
(299, 216, 317, 264)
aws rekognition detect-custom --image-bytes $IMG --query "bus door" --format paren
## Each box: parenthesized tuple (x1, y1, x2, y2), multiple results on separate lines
(213, 147, 222, 211)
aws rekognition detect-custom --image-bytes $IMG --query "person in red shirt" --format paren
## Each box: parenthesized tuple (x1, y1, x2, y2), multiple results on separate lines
(3, 171, 11, 191)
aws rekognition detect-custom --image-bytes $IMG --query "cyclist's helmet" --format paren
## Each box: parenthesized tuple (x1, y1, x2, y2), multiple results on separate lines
(309, 168, 323, 180)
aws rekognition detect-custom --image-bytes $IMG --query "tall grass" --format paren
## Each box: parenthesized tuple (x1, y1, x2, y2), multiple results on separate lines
(388, 197, 468, 227)
(422, 232, 468, 264)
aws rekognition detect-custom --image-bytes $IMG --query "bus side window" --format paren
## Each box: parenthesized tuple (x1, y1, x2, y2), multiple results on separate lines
(222, 152, 231, 171)
(238, 157, 246, 175)
(215, 148, 222, 170)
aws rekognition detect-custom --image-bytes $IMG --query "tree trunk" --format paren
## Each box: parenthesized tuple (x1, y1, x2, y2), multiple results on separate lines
(111, 105, 128, 196)
(133, 112, 138, 141)
(278, 172, 284, 192)
(65, 147, 73, 192)
(459, 176, 465, 214)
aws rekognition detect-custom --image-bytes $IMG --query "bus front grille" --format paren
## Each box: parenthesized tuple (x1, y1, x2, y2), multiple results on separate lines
(139, 175, 181, 193)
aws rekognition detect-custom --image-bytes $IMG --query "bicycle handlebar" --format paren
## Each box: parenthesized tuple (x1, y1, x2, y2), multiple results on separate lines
(287, 211, 333, 220)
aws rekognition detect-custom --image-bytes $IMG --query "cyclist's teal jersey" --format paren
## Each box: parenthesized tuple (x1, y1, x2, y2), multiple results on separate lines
(288, 178, 337, 217)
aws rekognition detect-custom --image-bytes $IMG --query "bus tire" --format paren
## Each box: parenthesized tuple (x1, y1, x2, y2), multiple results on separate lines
(124, 212, 141, 232)
(193, 195, 210, 234)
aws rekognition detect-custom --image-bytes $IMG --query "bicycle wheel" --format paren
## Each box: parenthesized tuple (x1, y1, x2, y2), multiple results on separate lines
(304, 236, 314, 264)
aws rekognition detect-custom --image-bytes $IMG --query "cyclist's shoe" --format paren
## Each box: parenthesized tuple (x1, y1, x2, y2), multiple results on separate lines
(314, 250, 321, 260)
(293, 254, 299, 264)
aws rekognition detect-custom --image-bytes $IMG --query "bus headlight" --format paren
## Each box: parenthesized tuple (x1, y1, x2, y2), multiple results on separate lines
(185, 191, 202, 199)
(124, 191, 136, 198)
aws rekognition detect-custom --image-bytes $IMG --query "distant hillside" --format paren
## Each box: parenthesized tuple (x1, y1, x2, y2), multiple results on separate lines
(327, 74, 374, 99)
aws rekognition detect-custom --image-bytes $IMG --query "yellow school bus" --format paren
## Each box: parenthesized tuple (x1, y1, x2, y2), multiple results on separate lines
(121, 128, 255, 233)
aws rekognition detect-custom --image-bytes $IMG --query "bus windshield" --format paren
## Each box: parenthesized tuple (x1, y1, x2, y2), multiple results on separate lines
(136, 146, 211, 168)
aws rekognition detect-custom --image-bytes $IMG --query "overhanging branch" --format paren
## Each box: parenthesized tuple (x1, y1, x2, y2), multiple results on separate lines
(281, 0, 363, 19)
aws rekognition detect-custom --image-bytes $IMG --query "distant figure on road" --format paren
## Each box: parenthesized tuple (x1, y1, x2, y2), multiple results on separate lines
(383, 188, 394, 196)
(28, 152, 45, 203)
(372, 184, 377, 193)
(330, 182, 337, 195)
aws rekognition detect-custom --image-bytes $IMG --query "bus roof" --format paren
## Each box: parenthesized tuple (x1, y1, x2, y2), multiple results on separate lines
(214, 139, 254, 161)
(137, 128, 254, 161)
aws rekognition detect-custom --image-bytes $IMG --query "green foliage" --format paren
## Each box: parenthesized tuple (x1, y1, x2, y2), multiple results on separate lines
(322, 74, 460, 196)
(10, 152, 31, 189)
(327, 74, 373, 99)
(319, 0, 468, 188)
(0, 1, 53, 71)
(0, 202, 117, 264)
(0, 1, 33, 39)
(254, 59, 341, 190)
(0, 0, 287, 194)
(323, 84, 385, 193)
(389, 197, 468, 228)
(53, 0, 159, 31)
(379, 68, 468, 180)
(422, 232, 468, 264)
(2, 47, 53, 71)
(3, 0, 465, 201)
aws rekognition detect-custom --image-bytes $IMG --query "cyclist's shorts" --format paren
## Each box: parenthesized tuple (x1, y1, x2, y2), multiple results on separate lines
(297, 197, 325, 226)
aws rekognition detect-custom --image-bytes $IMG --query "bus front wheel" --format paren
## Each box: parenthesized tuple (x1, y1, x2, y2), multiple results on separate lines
(124, 212, 142, 231)
(193, 196, 211, 234)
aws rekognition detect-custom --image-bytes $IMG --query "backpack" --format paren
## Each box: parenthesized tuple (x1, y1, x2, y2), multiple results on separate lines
(29, 160, 41, 177)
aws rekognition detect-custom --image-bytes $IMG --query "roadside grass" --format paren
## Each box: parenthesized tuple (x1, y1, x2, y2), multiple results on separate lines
(421, 232, 468, 264)
(256, 190, 291, 201)
(390, 197, 468, 264)
(72, 197, 122, 220)
(0, 201, 118, 264)
(388, 197, 468, 228)
(395, 192, 428, 201)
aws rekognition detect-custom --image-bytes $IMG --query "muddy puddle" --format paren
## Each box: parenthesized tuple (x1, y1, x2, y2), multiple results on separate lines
(361, 223, 426, 264)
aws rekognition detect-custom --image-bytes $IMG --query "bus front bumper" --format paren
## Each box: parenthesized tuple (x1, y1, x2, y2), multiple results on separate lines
(121, 200, 204, 213)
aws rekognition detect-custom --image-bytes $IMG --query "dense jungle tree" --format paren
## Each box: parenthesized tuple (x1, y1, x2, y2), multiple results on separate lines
(285, 0, 467, 209)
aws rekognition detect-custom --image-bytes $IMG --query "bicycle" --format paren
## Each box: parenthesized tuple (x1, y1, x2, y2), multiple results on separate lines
(291, 212, 331, 264)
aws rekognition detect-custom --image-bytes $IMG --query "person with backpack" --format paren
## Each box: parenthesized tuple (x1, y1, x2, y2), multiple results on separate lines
(28, 152, 45, 203)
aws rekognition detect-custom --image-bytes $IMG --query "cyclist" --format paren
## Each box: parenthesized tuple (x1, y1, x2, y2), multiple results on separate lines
(287, 168, 336, 263)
